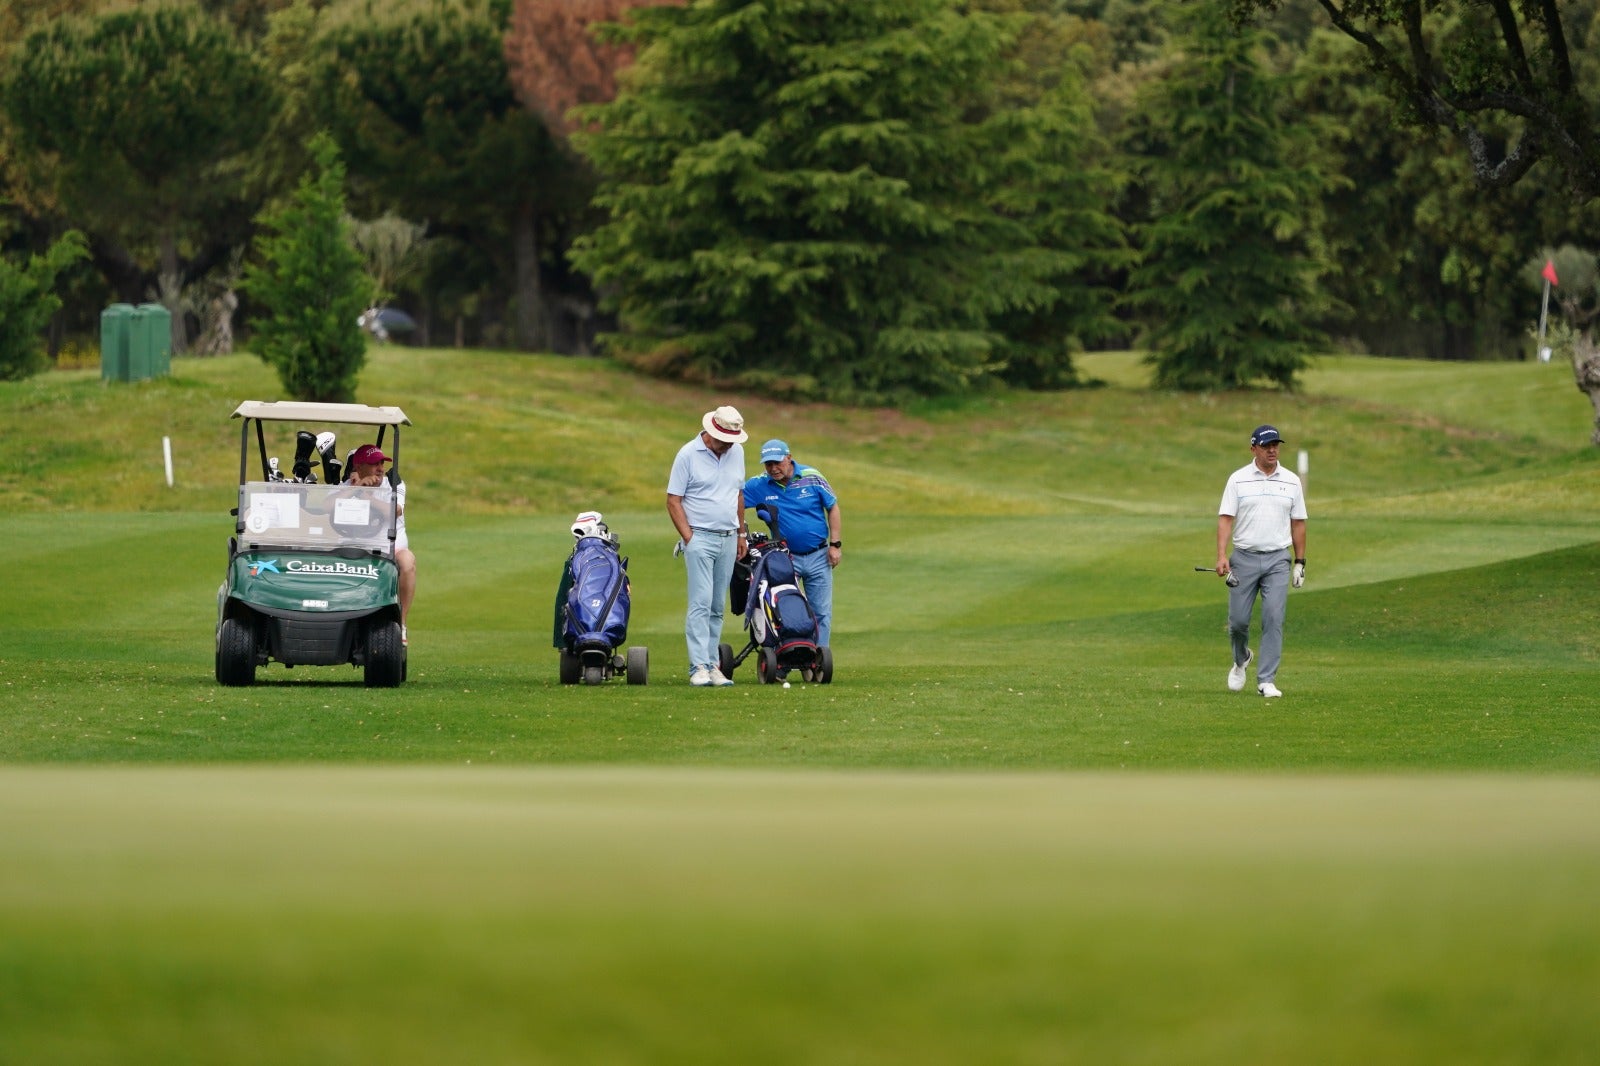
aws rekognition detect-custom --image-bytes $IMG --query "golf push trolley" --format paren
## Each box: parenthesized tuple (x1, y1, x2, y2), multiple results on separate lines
(718, 532, 833, 685)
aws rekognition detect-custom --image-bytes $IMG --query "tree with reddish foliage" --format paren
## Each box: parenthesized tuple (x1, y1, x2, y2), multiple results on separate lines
(504, 0, 680, 138)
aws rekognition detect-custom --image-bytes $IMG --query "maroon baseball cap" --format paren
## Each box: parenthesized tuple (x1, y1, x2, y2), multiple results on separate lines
(351, 444, 390, 465)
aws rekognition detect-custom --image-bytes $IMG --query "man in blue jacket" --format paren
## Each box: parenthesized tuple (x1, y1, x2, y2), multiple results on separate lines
(744, 439, 843, 647)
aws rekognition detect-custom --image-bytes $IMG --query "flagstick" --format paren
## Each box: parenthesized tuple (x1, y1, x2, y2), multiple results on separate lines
(1537, 276, 1552, 362)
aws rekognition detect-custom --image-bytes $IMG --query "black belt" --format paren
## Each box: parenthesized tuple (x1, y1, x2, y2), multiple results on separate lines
(792, 544, 827, 557)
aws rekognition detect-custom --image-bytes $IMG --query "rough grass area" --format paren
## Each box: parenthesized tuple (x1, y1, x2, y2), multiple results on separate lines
(1, 769, 1596, 1066)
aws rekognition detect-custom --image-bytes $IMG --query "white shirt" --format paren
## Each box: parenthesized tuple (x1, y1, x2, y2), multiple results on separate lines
(1219, 462, 1305, 551)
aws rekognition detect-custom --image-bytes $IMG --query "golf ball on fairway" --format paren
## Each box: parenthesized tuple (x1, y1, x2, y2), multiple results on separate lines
(782, 681, 791, 689)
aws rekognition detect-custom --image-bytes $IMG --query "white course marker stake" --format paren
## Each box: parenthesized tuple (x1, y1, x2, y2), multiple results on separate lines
(163, 435, 174, 487)
(1298, 448, 1308, 488)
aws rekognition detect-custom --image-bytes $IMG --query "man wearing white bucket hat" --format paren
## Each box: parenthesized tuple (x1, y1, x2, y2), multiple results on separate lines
(667, 405, 750, 686)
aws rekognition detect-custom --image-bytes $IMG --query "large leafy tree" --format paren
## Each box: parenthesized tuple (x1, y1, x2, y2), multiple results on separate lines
(571, 0, 1111, 403)
(1288, 26, 1564, 360)
(0, 4, 279, 346)
(1228, 0, 1600, 201)
(242, 134, 369, 403)
(1123, 3, 1328, 390)
(310, 0, 585, 351)
(505, 0, 682, 138)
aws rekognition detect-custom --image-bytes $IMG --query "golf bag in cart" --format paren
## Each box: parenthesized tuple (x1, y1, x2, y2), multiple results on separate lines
(553, 512, 648, 685)
(720, 534, 833, 684)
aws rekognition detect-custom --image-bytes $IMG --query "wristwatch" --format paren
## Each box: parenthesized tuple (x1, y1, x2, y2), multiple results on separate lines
(829, 540, 842, 548)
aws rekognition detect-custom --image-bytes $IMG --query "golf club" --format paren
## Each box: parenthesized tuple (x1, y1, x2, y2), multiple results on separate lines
(1195, 566, 1240, 587)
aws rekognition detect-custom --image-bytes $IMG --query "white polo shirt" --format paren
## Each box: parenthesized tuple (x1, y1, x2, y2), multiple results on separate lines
(1219, 462, 1306, 552)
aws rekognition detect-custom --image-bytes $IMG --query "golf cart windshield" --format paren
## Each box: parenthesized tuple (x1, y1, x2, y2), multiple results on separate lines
(238, 481, 400, 554)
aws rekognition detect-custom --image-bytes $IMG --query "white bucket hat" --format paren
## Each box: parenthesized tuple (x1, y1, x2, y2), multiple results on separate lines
(702, 405, 748, 444)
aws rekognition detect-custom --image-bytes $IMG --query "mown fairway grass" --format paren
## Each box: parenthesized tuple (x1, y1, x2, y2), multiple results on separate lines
(2, 349, 1598, 1062)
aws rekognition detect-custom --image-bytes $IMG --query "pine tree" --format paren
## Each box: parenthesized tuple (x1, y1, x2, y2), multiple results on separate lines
(243, 134, 370, 403)
(570, 0, 1102, 403)
(1123, 4, 1327, 391)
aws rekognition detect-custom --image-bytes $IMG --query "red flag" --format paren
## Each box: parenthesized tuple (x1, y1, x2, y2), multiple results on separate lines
(1543, 259, 1559, 286)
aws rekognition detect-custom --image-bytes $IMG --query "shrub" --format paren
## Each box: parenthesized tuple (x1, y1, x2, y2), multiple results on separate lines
(243, 134, 370, 402)
(0, 232, 89, 381)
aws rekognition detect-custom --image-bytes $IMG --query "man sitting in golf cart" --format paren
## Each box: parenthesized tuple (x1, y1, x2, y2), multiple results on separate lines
(344, 443, 415, 645)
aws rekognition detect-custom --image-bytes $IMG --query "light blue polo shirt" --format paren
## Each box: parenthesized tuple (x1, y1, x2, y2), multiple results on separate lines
(668, 437, 746, 531)
(743, 461, 836, 554)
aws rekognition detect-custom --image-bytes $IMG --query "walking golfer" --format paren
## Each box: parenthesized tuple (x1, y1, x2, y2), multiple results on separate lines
(667, 405, 750, 686)
(743, 439, 843, 647)
(1216, 424, 1307, 698)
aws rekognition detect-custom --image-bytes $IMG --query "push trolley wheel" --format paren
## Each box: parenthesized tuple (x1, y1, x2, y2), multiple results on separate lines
(626, 646, 648, 685)
(816, 646, 833, 684)
(559, 648, 581, 685)
(758, 647, 780, 684)
(583, 665, 605, 686)
(718, 642, 734, 679)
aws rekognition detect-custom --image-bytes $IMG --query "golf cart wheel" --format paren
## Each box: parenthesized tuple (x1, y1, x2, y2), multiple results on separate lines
(583, 665, 605, 686)
(216, 618, 257, 687)
(718, 642, 734, 678)
(758, 647, 780, 685)
(626, 646, 648, 685)
(559, 648, 581, 685)
(816, 646, 833, 684)
(364, 620, 405, 688)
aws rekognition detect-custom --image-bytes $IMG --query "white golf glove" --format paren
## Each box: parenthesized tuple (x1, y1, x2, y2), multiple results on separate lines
(1292, 560, 1306, 588)
(673, 538, 685, 558)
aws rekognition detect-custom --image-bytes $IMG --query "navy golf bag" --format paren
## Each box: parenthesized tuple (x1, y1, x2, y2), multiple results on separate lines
(726, 541, 825, 681)
(554, 525, 648, 685)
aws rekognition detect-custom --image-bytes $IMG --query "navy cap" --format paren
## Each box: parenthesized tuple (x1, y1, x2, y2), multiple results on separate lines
(1250, 425, 1284, 447)
(760, 439, 790, 463)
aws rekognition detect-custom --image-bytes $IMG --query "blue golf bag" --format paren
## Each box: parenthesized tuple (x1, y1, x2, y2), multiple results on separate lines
(725, 536, 829, 684)
(554, 519, 648, 685)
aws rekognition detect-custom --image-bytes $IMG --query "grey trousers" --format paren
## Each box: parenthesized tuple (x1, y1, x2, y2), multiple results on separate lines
(1229, 548, 1291, 684)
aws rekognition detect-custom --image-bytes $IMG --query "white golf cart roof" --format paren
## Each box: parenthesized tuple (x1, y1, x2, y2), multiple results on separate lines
(232, 401, 410, 426)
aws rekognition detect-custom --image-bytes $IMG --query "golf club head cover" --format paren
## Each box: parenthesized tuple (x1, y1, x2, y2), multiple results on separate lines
(292, 429, 317, 482)
(316, 431, 341, 485)
(1225, 571, 1240, 587)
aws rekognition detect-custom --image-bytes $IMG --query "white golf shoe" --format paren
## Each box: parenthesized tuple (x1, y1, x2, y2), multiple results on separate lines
(1228, 649, 1253, 692)
(708, 667, 734, 687)
(689, 666, 713, 687)
(1258, 682, 1283, 698)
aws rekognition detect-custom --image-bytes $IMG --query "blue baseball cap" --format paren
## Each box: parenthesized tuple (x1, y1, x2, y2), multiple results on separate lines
(760, 439, 790, 463)
(1250, 425, 1284, 447)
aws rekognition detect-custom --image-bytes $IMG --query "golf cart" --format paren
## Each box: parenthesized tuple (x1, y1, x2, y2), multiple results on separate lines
(215, 401, 410, 687)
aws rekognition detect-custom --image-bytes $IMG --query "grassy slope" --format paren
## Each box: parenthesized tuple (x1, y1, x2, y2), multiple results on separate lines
(2, 349, 1598, 1062)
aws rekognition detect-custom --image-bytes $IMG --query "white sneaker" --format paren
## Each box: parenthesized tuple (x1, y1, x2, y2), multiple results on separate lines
(1228, 648, 1253, 692)
(689, 666, 712, 687)
(708, 667, 734, 687)
(1258, 682, 1283, 698)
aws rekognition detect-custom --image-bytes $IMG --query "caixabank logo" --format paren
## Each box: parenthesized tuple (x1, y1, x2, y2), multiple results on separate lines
(248, 559, 379, 580)
(285, 559, 380, 579)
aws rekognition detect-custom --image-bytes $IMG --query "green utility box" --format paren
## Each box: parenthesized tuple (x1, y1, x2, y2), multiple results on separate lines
(99, 302, 172, 381)
(100, 303, 135, 382)
(133, 302, 172, 378)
